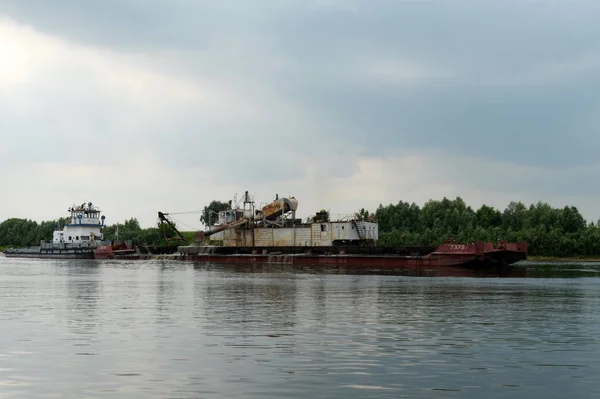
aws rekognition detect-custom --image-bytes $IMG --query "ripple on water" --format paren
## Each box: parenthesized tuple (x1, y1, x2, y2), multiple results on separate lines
(1, 258, 600, 398)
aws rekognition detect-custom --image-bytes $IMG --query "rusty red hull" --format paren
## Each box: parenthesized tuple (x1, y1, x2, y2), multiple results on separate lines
(147, 252, 517, 268)
(94, 241, 138, 260)
(101, 241, 527, 275)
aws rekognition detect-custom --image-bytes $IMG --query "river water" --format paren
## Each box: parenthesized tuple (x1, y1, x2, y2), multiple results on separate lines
(1, 256, 600, 398)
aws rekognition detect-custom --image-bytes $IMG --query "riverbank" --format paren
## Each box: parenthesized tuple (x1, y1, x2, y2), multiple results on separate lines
(526, 255, 600, 263)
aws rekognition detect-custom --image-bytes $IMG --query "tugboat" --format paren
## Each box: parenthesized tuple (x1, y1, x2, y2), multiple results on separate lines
(3, 202, 106, 259)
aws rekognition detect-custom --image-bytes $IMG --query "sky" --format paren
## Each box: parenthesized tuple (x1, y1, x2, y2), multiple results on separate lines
(1, 0, 600, 229)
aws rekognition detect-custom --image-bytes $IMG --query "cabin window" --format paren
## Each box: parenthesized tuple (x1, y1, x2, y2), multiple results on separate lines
(68, 236, 72, 240)
(321, 224, 327, 232)
(76, 236, 79, 240)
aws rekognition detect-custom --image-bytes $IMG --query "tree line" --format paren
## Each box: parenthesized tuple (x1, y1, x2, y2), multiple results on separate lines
(372, 198, 597, 257)
(1, 197, 599, 257)
(0, 217, 171, 249)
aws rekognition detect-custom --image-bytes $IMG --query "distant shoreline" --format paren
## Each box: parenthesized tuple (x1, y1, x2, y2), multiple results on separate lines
(2, 244, 600, 263)
(524, 256, 600, 263)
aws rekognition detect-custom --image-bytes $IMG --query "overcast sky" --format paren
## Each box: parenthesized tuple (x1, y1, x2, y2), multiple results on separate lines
(2, 1, 600, 229)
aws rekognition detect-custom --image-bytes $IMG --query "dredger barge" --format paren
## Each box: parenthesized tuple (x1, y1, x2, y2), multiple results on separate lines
(95, 191, 527, 272)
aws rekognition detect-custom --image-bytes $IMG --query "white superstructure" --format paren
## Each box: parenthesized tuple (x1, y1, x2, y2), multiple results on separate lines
(213, 219, 378, 247)
(51, 202, 105, 245)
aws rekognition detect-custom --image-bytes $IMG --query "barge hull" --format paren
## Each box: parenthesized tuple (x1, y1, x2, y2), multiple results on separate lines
(96, 241, 528, 275)
(3, 251, 96, 259)
(128, 252, 525, 277)
(146, 253, 505, 268)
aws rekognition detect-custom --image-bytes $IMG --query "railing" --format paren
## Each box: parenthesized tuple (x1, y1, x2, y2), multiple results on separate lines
(322, 214, 377, 222)
(328, 214, 360, 222)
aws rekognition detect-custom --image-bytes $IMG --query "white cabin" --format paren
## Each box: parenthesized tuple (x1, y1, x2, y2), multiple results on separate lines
(51, 202, 105, 244)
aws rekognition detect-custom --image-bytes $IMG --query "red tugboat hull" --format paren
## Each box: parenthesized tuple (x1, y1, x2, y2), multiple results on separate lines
(94, 240, 138, 260)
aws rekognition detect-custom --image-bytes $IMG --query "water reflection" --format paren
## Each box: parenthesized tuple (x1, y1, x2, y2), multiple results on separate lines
(519, 262, 600, 278)
(200, 270, 299, 334)
(190, 260, 600, 279)
(156, 263, 176, 325)
(64, 260, 102, 336)
(1, 256, 600, 398)
(190, 263, 600, 397)
(192, 262, 528, 278)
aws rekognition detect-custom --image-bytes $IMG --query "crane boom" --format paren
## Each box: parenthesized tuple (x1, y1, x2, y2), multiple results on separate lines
(158, 211, 188, 244)
(194, 217, 249, 244)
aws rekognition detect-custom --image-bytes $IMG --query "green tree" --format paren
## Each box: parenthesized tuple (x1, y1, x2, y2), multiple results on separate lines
(502, 201, 527, 230)
(475, 205, 502, 228)
(102, 218, 142, 241)
(558, 206, 586, 233)
(355, 208, 373, 221)
(200, 200, 231, 227)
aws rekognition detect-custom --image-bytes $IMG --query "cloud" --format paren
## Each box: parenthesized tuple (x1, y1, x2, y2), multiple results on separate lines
(0, 16, 320, 169)
(0, 16, 351, 226)
(2, 1, 600, 228)
(0, 18, 203, 165)
(288, 150, 600, 222)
